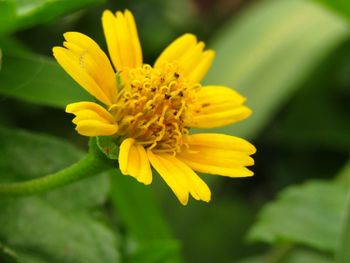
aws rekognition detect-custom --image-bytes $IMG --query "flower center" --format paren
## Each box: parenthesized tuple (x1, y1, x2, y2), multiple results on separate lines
(109, 63, 199, 154)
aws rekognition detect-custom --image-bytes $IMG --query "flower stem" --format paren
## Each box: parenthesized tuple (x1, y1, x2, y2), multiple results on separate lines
(0, 138, 113, 197)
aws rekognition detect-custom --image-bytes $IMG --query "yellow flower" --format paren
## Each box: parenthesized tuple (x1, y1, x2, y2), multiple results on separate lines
(53, 10, 256, 205)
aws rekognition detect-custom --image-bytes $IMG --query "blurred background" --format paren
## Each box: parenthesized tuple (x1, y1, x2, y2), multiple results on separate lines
(0, 0, 350, 262)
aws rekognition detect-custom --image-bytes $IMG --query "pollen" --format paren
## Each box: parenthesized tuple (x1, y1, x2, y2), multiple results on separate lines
(109, 63, 200, 154)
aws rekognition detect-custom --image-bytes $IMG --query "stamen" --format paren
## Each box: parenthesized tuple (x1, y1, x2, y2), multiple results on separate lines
(109, 63, 199, 154)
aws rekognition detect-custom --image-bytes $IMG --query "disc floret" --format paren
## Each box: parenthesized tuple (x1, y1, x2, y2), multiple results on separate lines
(110, 62, 200, 154)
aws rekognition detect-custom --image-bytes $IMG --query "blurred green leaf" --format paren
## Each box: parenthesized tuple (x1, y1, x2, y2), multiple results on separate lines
(336, 159, 350, 186)
(204, 0, 349, 139)
(164, 195, 258, 263)
(313, 0, 350, 22)
(0, 1, 16, 34)
(129, 239, 181, 263)
(0, 198, 120, 263)
(0, 49, 2, 71)
(110, 174, 182, 263)
(336, 160, 350, 263)
(267, 41, 350, 151)
(0, 0, 103, 34)
(336, 194, 350, 263)
(0, 37, 32, 56)
(248, 181, 347, 253)
(0, 126, 83, 182)
(0, 54, 91, 108)
(0, 126, 110, 211)
(0, 126, 119, 262)
(238, 248, 333, 263)
(280, 249, 333, 263)
(0, 243, 18, 263)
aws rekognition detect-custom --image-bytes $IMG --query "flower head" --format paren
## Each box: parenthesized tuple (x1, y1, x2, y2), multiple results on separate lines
(53, 10, 256, 205)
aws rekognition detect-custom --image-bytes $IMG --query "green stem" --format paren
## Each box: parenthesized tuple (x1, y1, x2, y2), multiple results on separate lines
(0, 138, 113, 197)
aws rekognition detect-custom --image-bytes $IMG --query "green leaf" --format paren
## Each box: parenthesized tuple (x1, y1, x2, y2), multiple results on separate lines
(0, 243, 18, 263)
(0, 126, 119, 262)
(0, 1, 16, 34)
(167, 196, 257, 263)
(0, 49, 2, 71)
(129, 240, 181, 263)
(0, 199, 120, 263)
(336, 160, 350, 263)
(238, 248, 333, 263)
(313, 0, 350, 22)
(203, 0, 349, 139)
(280, 249, 333, 263)
(0, 54, 91, 108)
(0, 0, 104, 34)
(336, 159, 350, 186)
(266, 42, 350, 151)
(97, 136, 120, 160)
(110, 174, 182, 263)
(248, 181, 347, 253)
(0, 126, 109, 211)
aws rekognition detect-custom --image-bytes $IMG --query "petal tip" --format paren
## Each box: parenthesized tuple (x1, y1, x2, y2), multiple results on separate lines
(179, 197, 189, 206)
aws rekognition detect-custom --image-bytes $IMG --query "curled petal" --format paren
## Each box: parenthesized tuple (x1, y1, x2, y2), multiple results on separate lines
(75, 121, 118, 136)
(66, 102, 115, 122)
(66, 102, 118, 136)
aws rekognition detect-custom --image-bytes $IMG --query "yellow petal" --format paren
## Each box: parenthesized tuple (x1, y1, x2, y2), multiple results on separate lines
(179, 146, 254, 166)
(119, 138, 135, 174)
(66, 102, 115, 123)
(154, 34, 215, 83)
(147, 151, 211, 204)
(187, 50, 215, 83)
(147, 151, 189, 205)
(154, 34, 197, 68)
(188, 85, 252, 128)
(178, 41, 205, 74)
(53, 47, 112, 106)
(63, 32, 117, 101)
(75, 120, 118, 136)
(72, 110, 109, 125)
(53, 32, 117, 105)
(185, 133, 256, 154)
(177, 133, 255, 177)
(177, 156, 254, 177)
(102, 9, 142, 71)
(169, 155, 211, 202)
(124, 10, 143, 68)
(66, 102, 118, 136)
(119, 139, 152, 185)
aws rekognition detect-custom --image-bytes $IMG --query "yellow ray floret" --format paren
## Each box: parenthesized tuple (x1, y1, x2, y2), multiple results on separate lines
(66, 102, 118, 136)
(147, 150, 211, 205)
(188, 85, 252, 128)
(177, 133, 256, 177)
(154, 34, 215, 83)
(119, 138, 152, 185)
(102, 9, 143, 71)
(53, 33, 117, 106)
